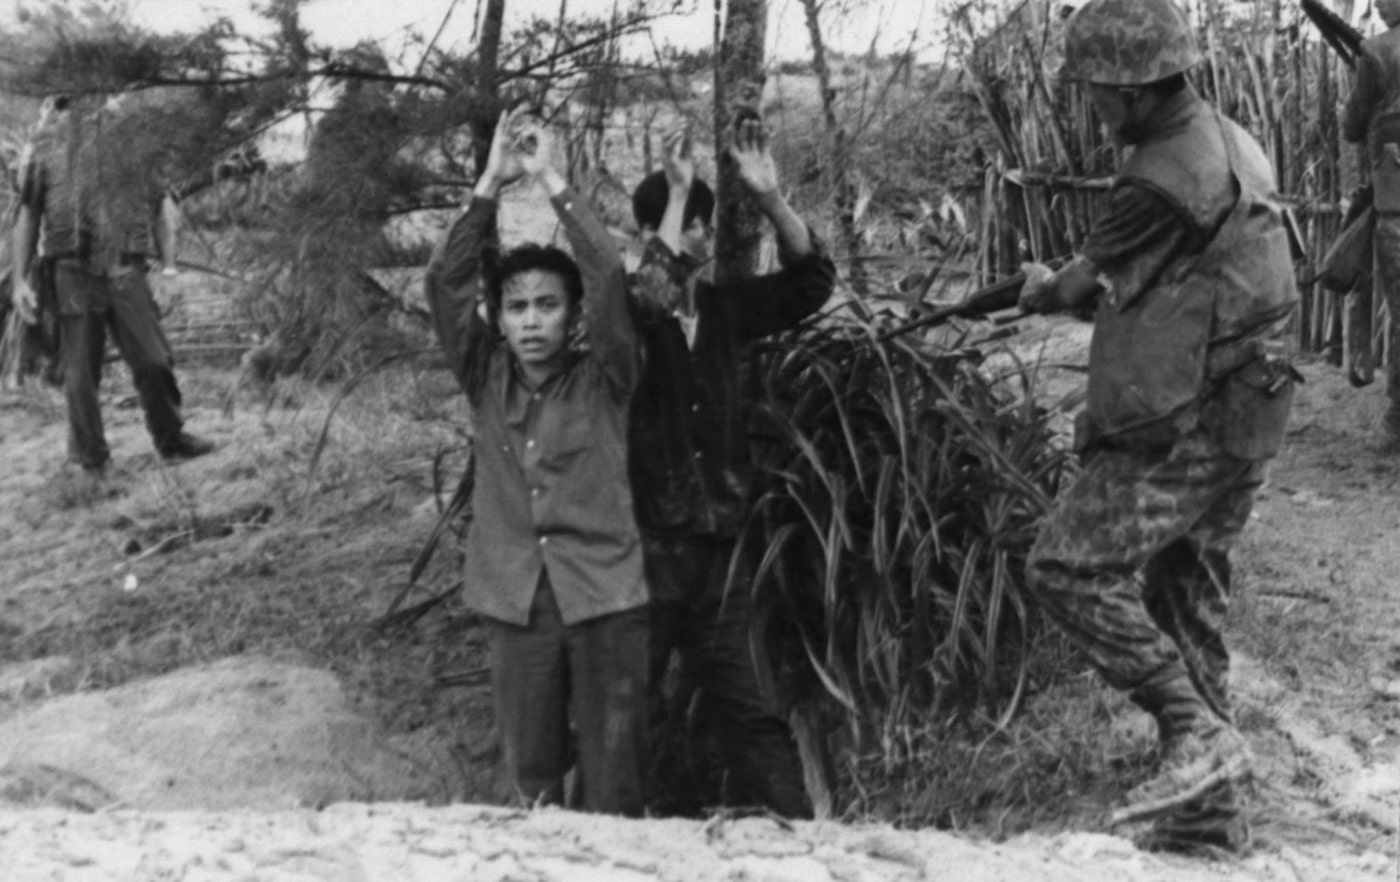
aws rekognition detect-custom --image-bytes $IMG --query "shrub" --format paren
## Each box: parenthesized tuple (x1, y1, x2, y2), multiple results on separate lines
(741, 310, 1072, 818)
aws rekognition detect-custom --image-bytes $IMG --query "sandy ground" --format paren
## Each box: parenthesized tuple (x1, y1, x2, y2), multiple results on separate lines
(2, 314, 1400, 879)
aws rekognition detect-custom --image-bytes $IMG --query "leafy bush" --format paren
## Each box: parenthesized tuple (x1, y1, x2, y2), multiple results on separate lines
(741, 311, 1071, 818)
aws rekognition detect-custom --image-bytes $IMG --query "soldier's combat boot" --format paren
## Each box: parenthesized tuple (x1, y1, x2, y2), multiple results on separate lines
(1380, 410, 1400, 454)
(1113, 667, 1252, 826)
(1111, 718, 1252, 826)
(1134, 782, 1251, 855)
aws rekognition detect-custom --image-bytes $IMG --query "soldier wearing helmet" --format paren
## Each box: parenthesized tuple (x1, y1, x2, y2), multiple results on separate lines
(1343, 0, 1400, 447)
(1018, 0, 1298, 853)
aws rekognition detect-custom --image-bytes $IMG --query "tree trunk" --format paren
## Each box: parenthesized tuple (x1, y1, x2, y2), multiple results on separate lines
(801, 0, 865, 295)
(471, 0, 507, 176)
(713, 0, 767, 285)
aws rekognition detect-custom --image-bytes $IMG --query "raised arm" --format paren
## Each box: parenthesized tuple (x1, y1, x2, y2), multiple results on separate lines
(716, 116, 833, 340)
(730, 117, 812, 258)
(516, 117, 640, 394)
(425, 110, 523, 398)
(654, 127, 695, 256)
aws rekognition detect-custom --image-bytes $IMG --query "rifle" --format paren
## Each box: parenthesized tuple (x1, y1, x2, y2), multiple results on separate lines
(875, 272, 1030, 343)
(1302, 0, 1364, 68)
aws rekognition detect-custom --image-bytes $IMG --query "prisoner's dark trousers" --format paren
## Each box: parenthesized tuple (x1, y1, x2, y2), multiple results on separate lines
(487, 571, 649, 816)
(646, 533, 810, 818)
(56, 261, 183, 470)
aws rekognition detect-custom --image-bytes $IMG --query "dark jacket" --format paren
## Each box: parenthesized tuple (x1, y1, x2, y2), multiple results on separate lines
(628, 234, 835, 539)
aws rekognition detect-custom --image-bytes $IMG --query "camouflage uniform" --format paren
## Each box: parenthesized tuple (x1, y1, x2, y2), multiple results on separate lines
(1343, 16, 1400, 438)
(1033, 0, 1299, 844)
(1031, 430, 1261, 722)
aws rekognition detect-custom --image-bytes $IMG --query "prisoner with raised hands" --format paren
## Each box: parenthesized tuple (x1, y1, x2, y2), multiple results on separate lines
(424, 108, 648, 815)
(626, 111, 835, 817)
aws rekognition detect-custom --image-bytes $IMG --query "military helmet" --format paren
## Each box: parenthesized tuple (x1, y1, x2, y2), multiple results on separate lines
(1060, 0, 1202, 86)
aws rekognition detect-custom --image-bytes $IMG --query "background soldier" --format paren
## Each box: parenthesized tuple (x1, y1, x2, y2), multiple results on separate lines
(12, 94, 212, 473)
(1019, 0, 1298, 852)
(1343, 0, 1400, 448)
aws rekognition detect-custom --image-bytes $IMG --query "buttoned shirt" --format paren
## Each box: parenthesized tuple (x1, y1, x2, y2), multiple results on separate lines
(425, 188, 645, 626)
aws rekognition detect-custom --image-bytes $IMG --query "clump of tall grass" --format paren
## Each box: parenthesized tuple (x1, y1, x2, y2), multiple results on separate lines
(740, 309, 1072, 822)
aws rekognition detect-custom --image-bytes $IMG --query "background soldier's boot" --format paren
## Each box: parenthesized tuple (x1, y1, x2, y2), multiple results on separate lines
(1381, 402, 1400, 453)
(158, 432, 216, 463)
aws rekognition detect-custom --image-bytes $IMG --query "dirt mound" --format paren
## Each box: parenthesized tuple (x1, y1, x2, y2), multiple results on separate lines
(0, 656, 446, 811)
(0, 802, 1388, 882)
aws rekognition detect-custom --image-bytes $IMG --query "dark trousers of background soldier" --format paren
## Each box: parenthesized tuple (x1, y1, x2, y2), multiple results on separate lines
(644, 533, 811, 819)
(52, 258, 185, 471)
(1374, 214, 1400, 439)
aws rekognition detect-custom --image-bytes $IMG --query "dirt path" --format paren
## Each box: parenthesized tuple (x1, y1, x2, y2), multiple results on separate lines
(0, 353, 1398, 880)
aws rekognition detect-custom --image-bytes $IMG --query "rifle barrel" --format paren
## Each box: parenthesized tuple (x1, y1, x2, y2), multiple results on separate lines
(876, 273, 1026, 342)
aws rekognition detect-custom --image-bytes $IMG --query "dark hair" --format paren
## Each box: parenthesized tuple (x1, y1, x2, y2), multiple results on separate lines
(483, 243, 583, 311)
(631, 170, 715, 233)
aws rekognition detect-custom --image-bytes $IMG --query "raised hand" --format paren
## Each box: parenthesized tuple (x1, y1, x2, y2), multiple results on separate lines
(477, 108, 527, 197)
(727, 116, 779, 197)
(513, 115, 557, 180)
(661, 126, 695, 193)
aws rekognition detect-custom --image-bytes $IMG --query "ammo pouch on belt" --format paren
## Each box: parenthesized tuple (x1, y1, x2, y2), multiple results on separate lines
(1373, 112, 1400, 213)
(1200, 344, 1299, 460)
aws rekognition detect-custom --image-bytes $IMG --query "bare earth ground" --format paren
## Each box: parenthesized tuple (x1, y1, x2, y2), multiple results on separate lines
(1, 315, 1399, 879)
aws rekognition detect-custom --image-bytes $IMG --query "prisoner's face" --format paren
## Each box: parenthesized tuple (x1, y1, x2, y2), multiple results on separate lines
(680, 216, 712, 263)
(498, 270, 574, 373)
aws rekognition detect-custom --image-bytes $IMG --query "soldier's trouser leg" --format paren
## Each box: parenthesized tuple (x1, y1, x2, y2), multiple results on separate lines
(108, 271, 184, 452)
(1373, 215, 1400, 437)
(1140, 476, 1258, 726)
(61, 309, 109, 470)
(56, 265, 113, 470)
(1139, 480, 1259, 845)
(1026, 430, 1264, 710)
